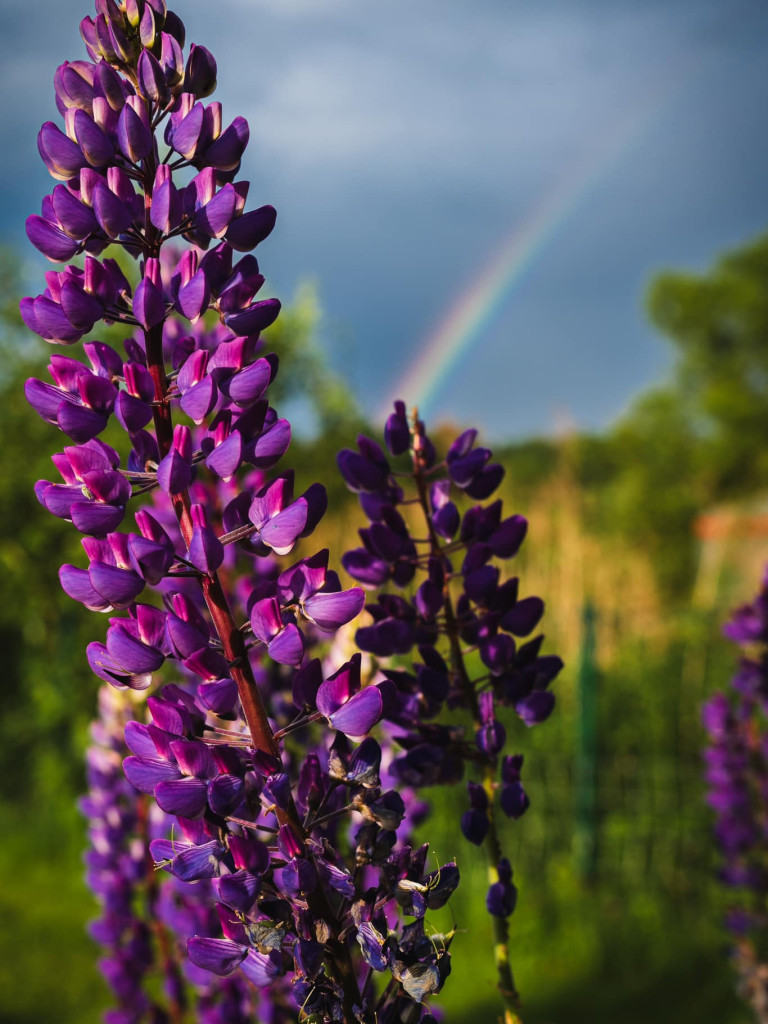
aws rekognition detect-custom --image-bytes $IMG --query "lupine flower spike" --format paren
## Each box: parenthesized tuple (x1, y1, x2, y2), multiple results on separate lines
(703, 568, 768, 1023)
(24, 3, 466, 1021)
(339, 403, 563, 1023)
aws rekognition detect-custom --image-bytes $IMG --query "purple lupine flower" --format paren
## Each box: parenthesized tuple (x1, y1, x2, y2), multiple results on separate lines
(703, 567, 768, 1021)
(10, 3, 593, 1020)
(340, 402, 562, 1019)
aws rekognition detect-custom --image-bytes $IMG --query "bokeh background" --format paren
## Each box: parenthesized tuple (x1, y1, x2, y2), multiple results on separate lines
(2, 0, 768, 1020)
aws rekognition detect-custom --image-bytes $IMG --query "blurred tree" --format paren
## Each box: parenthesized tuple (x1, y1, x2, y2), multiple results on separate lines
(648, 232, 768, 494)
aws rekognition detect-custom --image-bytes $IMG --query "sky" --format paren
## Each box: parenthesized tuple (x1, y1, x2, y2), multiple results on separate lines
(2, 0, 768, 439)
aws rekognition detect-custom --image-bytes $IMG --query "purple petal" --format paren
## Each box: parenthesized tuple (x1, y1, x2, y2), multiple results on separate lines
(133, 276, 165, 330)
(114, 391, 153, 432)
(501, 597, 544, 637)
(327, 687, 383, 738)
(250, 596, 283, 643)
(123, 755, 182, 793)
(57, 403, 108, 442)
(70, 500, 126, 536)
(171, 840, 224, 881)
(59, 564, 112, 611)
(197, 677, 239, 715)
(303, 588, 365, 632)
(224, 299, 281, 336)
(181, 377, 218, 424)
(156, 447, 192, 495)
(187, 937, 246, 977)
(38, 121, 87, 179)
(259, 500, 308, 556)
(267, 624, 304, 667)
(89, 562, 144, 607)
(515, 690, 555, 727)
(155, 777, 208, 818)
(224, 358, 272, 407)
(206, 431, 242, 480)
(225, 205, 277, 251)
(26, 216, 80, 261)
(106, 624, 164, 673)
(239, 949, 282, 987)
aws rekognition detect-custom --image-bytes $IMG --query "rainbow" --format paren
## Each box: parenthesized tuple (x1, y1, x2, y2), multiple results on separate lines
(379, 65, 699, 423)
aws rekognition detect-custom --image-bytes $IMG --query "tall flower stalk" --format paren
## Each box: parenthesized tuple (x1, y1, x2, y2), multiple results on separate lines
(703, 569, 768, 1023)
(22, 3, 460, 1020)
(338, 404, 563, 1022)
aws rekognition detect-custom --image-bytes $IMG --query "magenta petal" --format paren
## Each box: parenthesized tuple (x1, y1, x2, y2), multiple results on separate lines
(303, 588, 365, 632)
(328, 687, 383, 738)
(249, 596, 283, 643)
(267, 624, 304, 667)
(188, 937, 246, 977)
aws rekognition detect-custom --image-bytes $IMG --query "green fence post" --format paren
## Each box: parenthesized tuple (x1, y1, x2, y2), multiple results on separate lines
(574, 600, 599, 882)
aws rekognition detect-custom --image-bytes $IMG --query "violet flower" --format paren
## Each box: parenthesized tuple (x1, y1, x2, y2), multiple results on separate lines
(24, 4, 465, 1021)
(703, 567, 768, 1022)
(339, 405, 563, 1023)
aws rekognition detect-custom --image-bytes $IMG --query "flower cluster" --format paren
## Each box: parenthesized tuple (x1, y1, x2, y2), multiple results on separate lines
(24, 3, 465, 1022)
(338, 403, 563, 1019)
(703, 568, 768, 1023)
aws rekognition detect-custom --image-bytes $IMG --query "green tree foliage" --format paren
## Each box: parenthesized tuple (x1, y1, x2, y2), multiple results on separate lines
(648, 232, 768, 493)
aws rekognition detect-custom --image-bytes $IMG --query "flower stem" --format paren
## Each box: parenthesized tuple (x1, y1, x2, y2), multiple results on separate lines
(142, 321, 362, 1023)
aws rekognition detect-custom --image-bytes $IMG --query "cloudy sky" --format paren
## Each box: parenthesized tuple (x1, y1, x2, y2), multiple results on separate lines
(3, 0, 768, 438)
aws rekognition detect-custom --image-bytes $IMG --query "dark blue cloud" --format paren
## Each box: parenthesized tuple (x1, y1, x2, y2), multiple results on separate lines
(4, 0, 768, 437)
